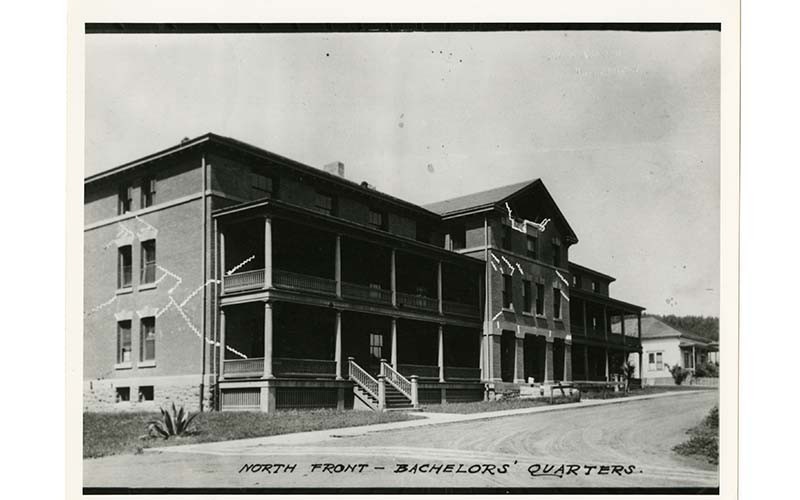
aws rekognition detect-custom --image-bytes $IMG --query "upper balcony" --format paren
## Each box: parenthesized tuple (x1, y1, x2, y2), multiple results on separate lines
(219, 216, 482, 320)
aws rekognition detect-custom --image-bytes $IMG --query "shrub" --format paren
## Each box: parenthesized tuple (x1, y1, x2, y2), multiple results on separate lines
(147, 403, 198, 439)
(694, 361, 719, 378)
(620, 361, 637, 393)
(673, 405, 719, 464)
(666, 364, 691, 385)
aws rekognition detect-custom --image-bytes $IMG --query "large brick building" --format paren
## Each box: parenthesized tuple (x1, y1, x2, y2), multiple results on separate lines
(84, 133, 644, 412)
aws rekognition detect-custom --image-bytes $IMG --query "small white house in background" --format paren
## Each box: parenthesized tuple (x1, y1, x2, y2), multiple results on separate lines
(640, 316, 718, 385)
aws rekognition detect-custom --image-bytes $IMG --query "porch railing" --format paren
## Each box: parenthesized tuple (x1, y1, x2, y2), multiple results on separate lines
(398, 363, 439, 380)
(445, 366, 482, 381)
(380, 361, 413, 400)
(396, 292, 439, 311)
(222, 269, 265, 293)
(442, 300, 480, 317)
(274, 357, 337, 378)
(348, 358, 380, 401)
(341, 282, 392, 304)
(224, 357, 264, 378)
(570, 323, 586, 335)
(273, 269, 337, 295)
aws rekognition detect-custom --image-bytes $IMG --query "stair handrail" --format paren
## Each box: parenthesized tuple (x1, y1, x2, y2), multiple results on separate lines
(348, 358, 380, 401)
(380, 360, 413, 400)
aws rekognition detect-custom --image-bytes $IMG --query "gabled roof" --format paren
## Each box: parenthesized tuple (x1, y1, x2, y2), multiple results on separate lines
(640, 316, 714, 344)
(423, 180, 533, 215)
(423, 179, 578, 244)
(569, 261, 616, 283)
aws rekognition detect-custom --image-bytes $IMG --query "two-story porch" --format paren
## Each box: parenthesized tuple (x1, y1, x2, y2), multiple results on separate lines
(568, 288, 644, 383)
(213, 199, 486, 411)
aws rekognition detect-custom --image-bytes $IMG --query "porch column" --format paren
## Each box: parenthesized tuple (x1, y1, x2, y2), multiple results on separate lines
(514, 335, 525, 383)
(602, 306, 608, 341)
(219, 308, 226, 380)
(437, 261, 443, 314)
(391, 318, 398, 368)
(604, 348, 609, 381)
(692, 345, 696, 369)
(438, 325, 445, 382)
(390, 249, 397, 306)
(479, 331, 485, 381)
(637, 351, 643, 378)
(334, 311, 342, 380)
(582, 300, 588, 335)
(583, 345, 589, 381)
(335, 234, 342, 298)
(264, 217, 273, 289)
(544, 338, 554, 383)
(563, 339, 572, 382)
(219, 229, 226, 283)
(263, 301, 273, 378)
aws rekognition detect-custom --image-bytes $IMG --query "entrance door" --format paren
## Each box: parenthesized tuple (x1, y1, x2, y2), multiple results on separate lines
(367, 331, 385, 376)
(500, 331, 515, 382)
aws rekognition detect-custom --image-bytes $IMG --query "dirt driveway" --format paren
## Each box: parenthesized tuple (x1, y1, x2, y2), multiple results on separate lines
(84, 390, 718, 490)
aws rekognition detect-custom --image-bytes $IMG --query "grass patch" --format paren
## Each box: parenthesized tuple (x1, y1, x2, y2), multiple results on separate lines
(84, 409, 418, 459)
(673, 406, 719, 465)
(423, 396, 575, 414)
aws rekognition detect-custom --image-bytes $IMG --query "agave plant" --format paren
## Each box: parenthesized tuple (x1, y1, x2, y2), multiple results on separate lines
(147, 402, 199, 439)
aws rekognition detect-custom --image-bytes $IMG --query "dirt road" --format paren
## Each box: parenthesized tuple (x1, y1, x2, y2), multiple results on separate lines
(84, 390, 718, 490)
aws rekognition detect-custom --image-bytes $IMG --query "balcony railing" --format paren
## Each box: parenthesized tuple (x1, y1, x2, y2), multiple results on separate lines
(274, 357, 337, 378)
(341, 282, 392, 304)
(624, 335, 641, 347)
(445, 366, 482, 381)
(223, 357, 337, 378)
(396, 292, 439, 312)
(442, 300, 480, 317)
(398, 363, 439, 380)
(222, 269, 265, 293)
(570, 322, 586, 335)
(224, 357, 264, 378)
(273, 269, 337, 295)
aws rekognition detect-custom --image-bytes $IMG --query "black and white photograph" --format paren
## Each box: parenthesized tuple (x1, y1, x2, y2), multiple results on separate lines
(70, 8, 738, 496)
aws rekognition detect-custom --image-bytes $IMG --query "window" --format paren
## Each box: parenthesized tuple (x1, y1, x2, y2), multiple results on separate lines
(522, 280, 532, 312)
(502, 275, 513, 309)
(368, 209, 386, 230)
(140, 240, 156, 284)
(592, 280, 599, 293)
(118, 185, 132, 215)
(573, 274, 581, 288)
(117, 246, 132, 289)
(416, 223, 432, 243)
(138, 386, 154, 402)
(140, 317, 156, 362)
(526, 236, 538, 259)
(369, 332, 383, 362)
(251, 172, 274, 197)
(535, 283, 545, 315)
(115, 387, 130, 402)
(141, 176, 156, 208)
(314, 192, 335, 215)
(648, 352, 664, 371)
(501, 226, 512, 250)
(117, 320, 132, 364)
(592, 317, 598, 331)
(552, 242, 561, 267)
(553, 288, 562, 319)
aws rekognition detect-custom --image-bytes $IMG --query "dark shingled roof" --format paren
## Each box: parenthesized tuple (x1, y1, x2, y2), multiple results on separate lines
(423, 180, 535, 215)
(640, 316, 714, 344)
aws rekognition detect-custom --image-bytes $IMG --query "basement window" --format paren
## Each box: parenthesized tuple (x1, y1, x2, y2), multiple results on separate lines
(115, 387, 130, 402)
(138, 386, 154, 402)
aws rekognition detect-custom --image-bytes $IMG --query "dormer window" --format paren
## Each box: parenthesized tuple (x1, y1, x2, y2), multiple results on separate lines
(118, 185, 132, 215)
(368, 209, 386, 230)
(314, 192, 335, 215)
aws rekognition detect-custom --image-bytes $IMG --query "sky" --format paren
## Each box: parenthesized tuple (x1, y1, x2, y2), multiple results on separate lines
(85, 29, 720, 317)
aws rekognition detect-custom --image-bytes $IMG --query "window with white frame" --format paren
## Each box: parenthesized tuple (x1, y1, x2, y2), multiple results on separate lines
(648, 352, 664, 371)
(140, 240, 156, 284)
(117, 320, 132, 364)
(140, 317, 156, 362)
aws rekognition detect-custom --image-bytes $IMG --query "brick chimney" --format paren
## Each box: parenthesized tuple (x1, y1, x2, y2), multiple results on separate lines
(324, 161, 345, 178)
